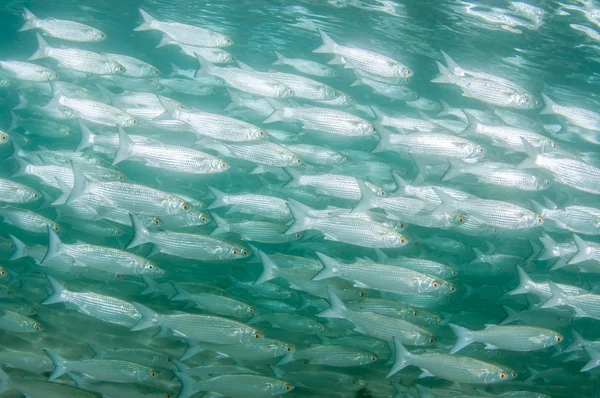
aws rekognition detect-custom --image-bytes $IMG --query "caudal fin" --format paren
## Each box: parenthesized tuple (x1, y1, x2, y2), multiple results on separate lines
(194, 54, 215, 78)
(313, 30, 338, 54)
(8, 234, 29, 261)
(209, 213, 230, 236)
(430, 61, 456, 84)
(19, 7, 38, 31)
(386, 338, 413, 378)
(75, 121, 95, 152)
(44, 349, 69, 380)
(540, 282, 568, 309)
(441, 159, 467, 181)
(563, 329, 585, 353)
(284, 199, 313, 235)
(516, 138, 539, 169)
(581, 346, 600, 372)
(273, 51, 288, 65)
(173, 371, 200, 398)
(29, 33, 50, 61)
(538, 232, 559, 261)
(134, 9, 157, 31)
(352, 179, 379, 213)
(568, 234, 591, 265)
(498, 305, 519, 325)
(448, 324, 475, 353)
(41, 275, 68, 305)
(458, 111, 480, 136)
(312, 252, 342, 281)
(112, 126, 135, 165)
(67, 161, 90, 204)
(275, 351, 296, 366)
(505, 265, 533, 296)
(539, 93, 556, 116)
(440, 50, 462, 74)
(316, 288, 347, 319)
(126, 213, 151, 249)
(371, 124, 394, 154)
(255, 250, 280, 284)
(41, 228, 64, 264)
(130, 302, 160, 331)
(431, 187, 458, 215)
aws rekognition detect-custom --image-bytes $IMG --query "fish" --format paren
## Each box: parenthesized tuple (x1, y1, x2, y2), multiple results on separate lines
(276, 344, 377, 367)
(20, 8, 106, 42)
(449, 324, 563, 353)
(0, 60, 58, 81)
(175, 372, 294, 398)
(273, 52, 337, 77)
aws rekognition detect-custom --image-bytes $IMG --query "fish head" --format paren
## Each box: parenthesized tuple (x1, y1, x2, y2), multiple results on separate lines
(60, 126, 73, 136)
(331, 152, 349, 164)
(180, 209, 211, 226)
(138, 368, 159, 382)
(276, 85, 295, 98)
(511, 92, 537, 109)
(318, 85, 340, 100)
(469, 143, 487, 160)
(530, 332, 563, 347)
(310, 321, 328, 335)
(109, 226, 125, 237)
(121, 114, 139, 127)
(524, 212, 544, 228)
(20, 187, 41, 203)
(165, 196, 191, 215)
(147, 66, 160, 77)
(393, 63, 413, 78)
(486, 368, 517, 383)
(47, 222, 61, 232)
(356, 349, 378, 365)
(47, 70, 59, 81)
(91, 30, 107, 42)
(382, 231, 407, 248)
(214, 34, 233, 47)
(246, 126, 267, 140)
(23, 319, 43, 333)
(109, 61, 127, 75)
(0, 78, 11, 87)
(139, 260, 166, 276)
(269, 379, 295, 395)
(414, 332, 435, 346)
(209, 158, 229, 173)
(533, 175, 552, 191)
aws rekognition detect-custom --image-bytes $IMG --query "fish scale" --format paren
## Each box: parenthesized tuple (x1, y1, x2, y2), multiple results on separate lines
(280, 106, 374, 136)
(57, 95, 136, 127)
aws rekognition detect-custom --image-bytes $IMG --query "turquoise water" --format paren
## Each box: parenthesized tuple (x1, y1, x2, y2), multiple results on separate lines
(0, 1, 600, 397)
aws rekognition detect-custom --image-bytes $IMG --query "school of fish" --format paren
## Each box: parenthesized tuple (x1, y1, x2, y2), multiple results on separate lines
(0, 1, 599, 397)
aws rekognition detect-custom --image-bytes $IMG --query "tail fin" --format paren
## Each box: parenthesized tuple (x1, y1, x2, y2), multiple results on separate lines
(448, 324, 475, 353)
(0, 369, 9, 394)
(370, 105, 388, 125)
(255, 250, 280, 284)
(51, 177, 71, 206)
(386, 338, 413, 378)
(156, 96, 179, 120)
(316, 288, 347, 319)
(194, 54, 215, 78)
(134, 9, 157, 32)
(44, 349, 69, 380)
(371, 124, 394, 153)
(392, 172, 409, 194)
(263, 99, 289, 123)
(499, 305, 519, 325)
(87, 343, 108, 358)
(13, 93, 29, 110)
(140, 275, 157, 295)
(529, 199, 547, 217)
(209, 213, 230, 236)
(41, 228, 64, 264)
(170, 359, 190, 372)
(352, 179, 379, 213)
(154, 34, 173, 49)
(505, 265, 533, 296)
(19, 7, 38, 31)
(459, 111, 480, 136)
(282, 167, 302, 188)
(42, 275, 67, 305)
(539, 93, 556, 116)
(516, 138, 539, 169)
(540, 282, 568, 309)
(568, 234, 591, 265)
(173, 371, 199, 398)
(581, 346, 600, 372)
(538, 232, 558, 261)
(437, 100, 454, 118)
(441, 159, 467, 181)
(273, 52, 288, 65)
(8, 234, 29, 261)
(169, 283, 189, 301)
(113, 126, 135, 165)
(431, 61, 456, 84)
(130, 302, 160, 331)
(75, 121, 95, 152)
(313, 30, 338, 54)
(312, 252, 342, 281)
(8, 111, 21, 132)
(284, 200, 313, 235)
(563, 330, 585, 353)
(126, 213, 151, 249)
(206, 186, 227, 209)
(67, 161, 90, 204)
(66, 372, 89, 389)
(431, 187, 458, 215)
(223, 89, 244, 112)
(440, 50, 462, 74)
(29, 33, 50, 61)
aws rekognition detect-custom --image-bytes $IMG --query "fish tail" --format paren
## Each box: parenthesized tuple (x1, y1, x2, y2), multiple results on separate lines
(441, 159, 466, 181)
(156, 96, 178, 120)
(313, 30, 338, 54)
(67, 161, 90, 204)
(194, 53, 214, 78)
(437, 99, 453, 117)
(170, 359, 190, 372)
(581, 346, 600, 372)
(75, 120, 95, 152)
(316, 288, 347, 319)
(371, 124, 393, 153)
(505, 265, 532, 296)
(140, 275, 157, 295)
(327, 54, 345, 65)
(312, 252, 341, 281)
(275, 351, 296, 366)
(29, 33, 50, 61)
(431, 187, 458, 215)
(206, 186, 228, 209)
(563, 330, 585, 353)
(51, 177, 72, 206)
(134, 8, 156, 31)
(255, 250, 279, 284)
(209, 213, 230, 235)
(154, 34, 171, 49)
(66, 372, 88, 389)
(168, 282, 188, 301)
(516, 138, 539, 169)
(44, 349, 69, 380)
(568, 234, 590, 265)
(41, 275, 67, 305)
(179, 343, 203, 361)
(86, 343, 106, 358)
(540, 282, 567, 309)
(223, 89, 243, 112)
(284, 199, 313, 235)
(8, 234, 28, 261)
(42, 228, 64, 264)
(386, 338, 413, 378)
(458, 110, 479, 136)
(0, 369, 9, 393)
(10, 154, 30, 178)
(13, 93, 29, 110)
(391, 171, 409, 194)
(7, 111, 21, 131)
(272, 51, 287, 65)
(525, 367, 540, 382)
(430, 61, 456, 84)
(352, 179, 378, 213)
(94, 83, 113, 104)
(440, 50, 461, 73)
(126, 213, 151, 249)
(537, 232, 558, 261)
(448, 323, 475, 353)
(499, 305, 518, 325)
(130, 302, 159, 331)
(19, 7, 38, 31)
(174, 371, 199, 398)
(539, 93, 556, 115)
(113, 126, 135, 165)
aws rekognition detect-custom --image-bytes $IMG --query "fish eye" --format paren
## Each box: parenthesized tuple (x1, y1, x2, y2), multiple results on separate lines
(322, 326, 328, 332)
(551, 142, 556, 148)
(556, 335, 563, 342)
(131, 118, 138, 125)
(248, 307, 254, 313)
(499, 372, 507, 379)
(115, 274, 122, 278)
(165, 395, 172, 398)
(220, 161, 228, 169)
(0, 135, 7, 142)
(536, 216, 543, 224)
(285, 345, 293, 352)
(150, 371, 157, 377)
(181, 203, 190, 211)
(456, 215, 465, 223)
(352, 380, 357, 384)
(258, 129, 265, 137)
(370, 355, 377, 361)
(284, 384, 292, 391)
(253, 332, 261, 339)
(511, 371, 517, 378)
(359, 290, 367, 297)
(29, 308, 35, 314)
(379, 189, 387, 197)
(428, 337, 435, 344)
(525, 98, 530, 103)
(118, 174, 125, 181)
(33, 192, 39, 198)
(294, 157, 302, 164)
(6, 289, 12, 295)
(535, 100, 540, 106)
(34, 324, 41, 330)
(400, 237, 407, 245)
(8, 243, 14, 248)
(147, 264, 154, 270)
(200, 215, 207, 222)
(153, 68, 160, 76)
(52, 224, 60, 231)
(450, 285, 456, 292)
(226, 38, 232, 44)
(432, 281, 440, 288)
(241, 249, 248, 256)
(99, 32, 106, 39)
(412, 311, 418, 316)
(295, 233, 301, 238)
(232, 249, 239, 255)
(153, 218, 161, 225)
(0, 269, 5, 275)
